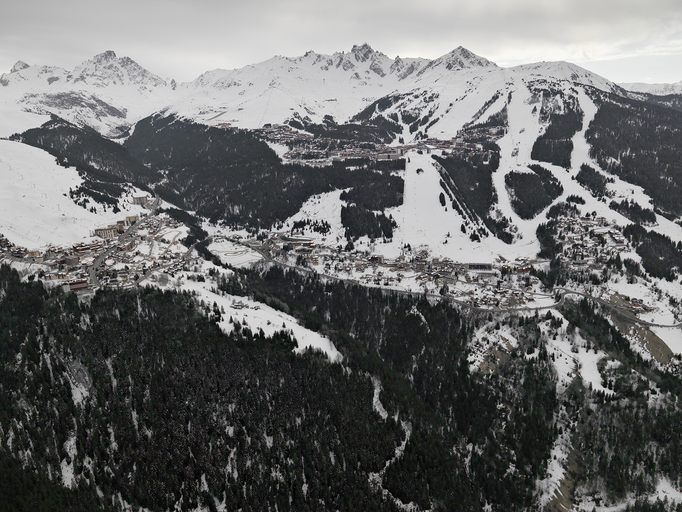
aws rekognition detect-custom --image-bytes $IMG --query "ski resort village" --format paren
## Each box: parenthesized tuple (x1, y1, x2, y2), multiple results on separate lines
(2, 41, 682, 512)
(1, 129, 680, 358)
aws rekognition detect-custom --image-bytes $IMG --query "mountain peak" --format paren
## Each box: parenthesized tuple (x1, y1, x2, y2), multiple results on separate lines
(414, 46, 497, 77)
(10, 60, 30, 73)
(440, 46, 497, 69)
(72, 51, 168, 90)
(93, 50, 117, 62)
(350, 43, 381, 62)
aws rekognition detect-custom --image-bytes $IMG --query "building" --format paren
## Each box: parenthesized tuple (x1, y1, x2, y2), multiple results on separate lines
(66, 280, 90, 292)
(94, 227, 118, 239)
(376, 151, 402, 161)
(467, 262, 494, 271)
(132, 196, 149, 206)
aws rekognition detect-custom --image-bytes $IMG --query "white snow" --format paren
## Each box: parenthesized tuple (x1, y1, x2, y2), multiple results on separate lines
(67, 374, 90, 407)
(280, 190, 348, 245)
(576, 477, 682, 511)
(208, 238, 263, 268)
(145, 261, 342, 363)
(620, 81, 682, 96)
(544, 311, 613, 395)
(0, 51, 175, 137)
(0, 140, 145, 249)
(536, 415, 572, 507)
(60, 432, 77, 489)
(371, 377, 389, 420)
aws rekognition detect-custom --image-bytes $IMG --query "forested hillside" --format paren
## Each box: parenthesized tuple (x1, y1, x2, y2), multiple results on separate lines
(586, 93, 682, 216)
(531, 87, 583, 168)
(124, 114, 404, 229)
(505, 164, 563, 219)
(11, 116, 156, 184)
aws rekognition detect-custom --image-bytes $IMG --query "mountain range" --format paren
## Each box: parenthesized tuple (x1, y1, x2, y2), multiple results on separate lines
(2, 44, 682, 259)
(0, 44, 642, 138)
(2, 44, 682, 512)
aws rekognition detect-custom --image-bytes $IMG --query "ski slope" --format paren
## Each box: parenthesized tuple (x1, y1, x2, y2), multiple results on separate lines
(0, 140, 144, 249)
(0, 45, 623, 140)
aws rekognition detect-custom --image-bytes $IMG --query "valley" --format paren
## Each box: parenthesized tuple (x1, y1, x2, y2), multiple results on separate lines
(1, 43, 682, 512)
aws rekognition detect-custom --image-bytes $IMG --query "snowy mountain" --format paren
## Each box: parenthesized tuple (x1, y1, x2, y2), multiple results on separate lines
(172, 45, 621, 134)
(0, 51, 175, 137)
(3, 43, 682, 262)
(2, 45, 682, 512)
(620, 80, 682, 95)
(0, 44, 624, 139)
(69, 50, 169, 90)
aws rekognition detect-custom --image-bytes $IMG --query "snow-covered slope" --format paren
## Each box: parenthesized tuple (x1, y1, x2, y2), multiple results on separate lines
(172, 43, 430, 129)
(280, 81, 682, 263)
(620, 80, 682, 95)
(0, 45, 623, 140)
(0, 51, 175, 137)
(170, 46, 621, 137)
(0, 140, 144, 249)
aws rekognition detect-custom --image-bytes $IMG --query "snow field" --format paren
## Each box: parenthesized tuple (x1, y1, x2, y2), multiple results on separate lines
(0, 140, 144, 250)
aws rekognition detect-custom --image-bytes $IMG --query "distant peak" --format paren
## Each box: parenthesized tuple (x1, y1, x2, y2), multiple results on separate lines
(447, 46, 493, 62)
(93, 50, 117, 62)
(71, 50, 168, 89)
(433, 46, 497, 70)
(11, 60, 30, 73)
(449, 45, 469, 54)
(351, 43, 379, 62)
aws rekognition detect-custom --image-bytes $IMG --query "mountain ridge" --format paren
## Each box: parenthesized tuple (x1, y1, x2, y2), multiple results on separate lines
(0, 44, 662, 141)
(620, 80, 682, 96)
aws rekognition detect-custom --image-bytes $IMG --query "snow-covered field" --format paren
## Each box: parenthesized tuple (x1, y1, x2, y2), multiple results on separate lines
(208, 238, 263, 268)
(279, 190, 348, 245)
(0, 140, 144, 249)
(576, 478, 682, 511)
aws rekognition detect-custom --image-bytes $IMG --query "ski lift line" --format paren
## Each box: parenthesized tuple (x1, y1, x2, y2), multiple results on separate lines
(258, 87, 275, 127)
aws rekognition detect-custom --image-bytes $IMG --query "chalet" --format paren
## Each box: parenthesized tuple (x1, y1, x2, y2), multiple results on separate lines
(467, 262, 494, 271)
(61, 255, 80, 267)
(376, 151, 402, 161)
(66, 280, 90, 292)
(132, 196, 149, 206)
(26, 250, 44, 262)
(94, 227, 118, 239)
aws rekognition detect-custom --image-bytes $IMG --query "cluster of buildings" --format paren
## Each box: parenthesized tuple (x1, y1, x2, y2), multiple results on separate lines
(0, 209, 193, 297)
(256, 123, 313, 146)
(92, 214, 190, 289)
(0, 236, 104, 294)
(554, 215, 628, 273)
(254, 123, 501, 168)
(93, 215, 140, 239)
(251, 234, 549, 309)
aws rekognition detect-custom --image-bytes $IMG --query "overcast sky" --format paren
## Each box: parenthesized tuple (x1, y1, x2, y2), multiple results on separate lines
(1, 0, 681, 84)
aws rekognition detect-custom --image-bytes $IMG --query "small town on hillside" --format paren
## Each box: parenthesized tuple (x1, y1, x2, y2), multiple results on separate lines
(0, 195, 191, 296)
(255, 123, 499, 166)
(0, 208, 647, 313)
